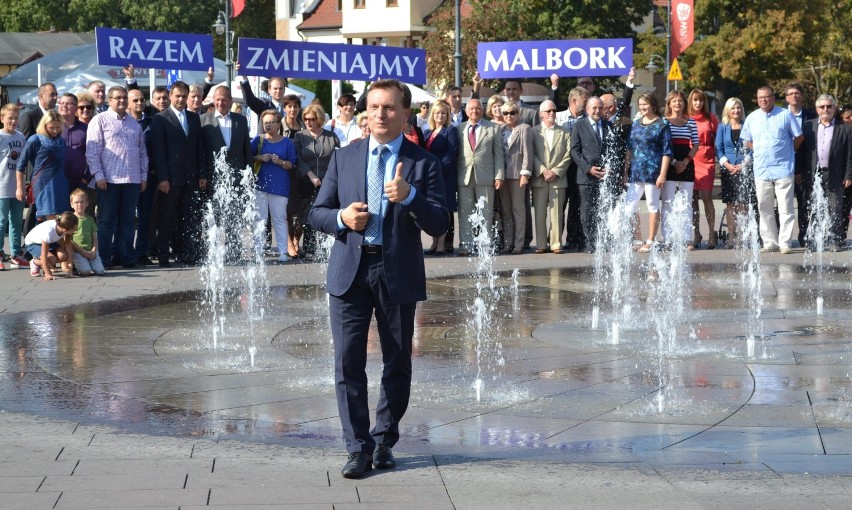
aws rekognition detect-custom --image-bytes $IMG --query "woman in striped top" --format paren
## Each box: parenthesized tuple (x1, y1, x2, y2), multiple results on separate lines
(662, 90, 699, 249)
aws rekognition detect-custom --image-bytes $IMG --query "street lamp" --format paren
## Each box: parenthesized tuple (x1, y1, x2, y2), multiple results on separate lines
(645, 54, 669, 95)
(212, 5, 233, 84)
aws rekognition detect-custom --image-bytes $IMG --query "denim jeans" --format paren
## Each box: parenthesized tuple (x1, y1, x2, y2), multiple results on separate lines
(0, 197, 26, 255)
(97, 183, 141, 265)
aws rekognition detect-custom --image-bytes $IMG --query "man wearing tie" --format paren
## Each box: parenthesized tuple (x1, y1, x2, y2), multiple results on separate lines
(201, 86, 253, 262)
(309, 79, 448, 479)
(456, 98, 505, 256)
(571, 96, 613, 253)
(531, 101, 572, 253)
(150, 81, 207, 267)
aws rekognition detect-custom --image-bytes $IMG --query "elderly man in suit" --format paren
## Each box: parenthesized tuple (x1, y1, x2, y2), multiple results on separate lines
(456, 98, 505, 256)
(310, 79, 448, 479)
(150, 81, 207, 267)
(571, 96, 614, 253)
(201, 85, 253, 262)
(797, 93, 852, 252)
(531, 100, 572, 253)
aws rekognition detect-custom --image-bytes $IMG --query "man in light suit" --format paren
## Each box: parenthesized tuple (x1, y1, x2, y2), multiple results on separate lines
(571, 96, 614, 253)
(797, 93, 852, 251)
(309, 79, 448, 479)
(531, 101, 572, 253)
(150, 81, 207, 267)
(456, 98, 505, 256)
(201, 86, 253, 262)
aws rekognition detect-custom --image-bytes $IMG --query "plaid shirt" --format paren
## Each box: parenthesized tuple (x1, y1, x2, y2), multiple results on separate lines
(86, 109, 148, 184)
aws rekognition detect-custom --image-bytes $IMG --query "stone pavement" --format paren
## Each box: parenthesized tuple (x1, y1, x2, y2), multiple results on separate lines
(2, 247, 852, 509)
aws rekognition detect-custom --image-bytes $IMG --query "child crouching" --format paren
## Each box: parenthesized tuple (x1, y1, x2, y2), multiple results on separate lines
(23, 211, 78, 281)
(69, 188, 104, 276)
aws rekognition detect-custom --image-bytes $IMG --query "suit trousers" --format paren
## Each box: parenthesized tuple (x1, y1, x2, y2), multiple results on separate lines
(578, 182, 602, 252)
(329, 251, 416, 454)
(457, 182, 495, 250)
(156, 184, 187, 262)
(497, 179, 526, 252)
(563, 178, 583, 248)
(532, 186, 566, 251)
(755, 176, 795, 250)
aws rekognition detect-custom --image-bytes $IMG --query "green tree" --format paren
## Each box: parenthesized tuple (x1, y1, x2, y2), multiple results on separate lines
(423, 0, 650, 92)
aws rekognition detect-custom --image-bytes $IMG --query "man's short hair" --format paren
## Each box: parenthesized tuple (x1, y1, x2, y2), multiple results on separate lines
(369, 79, 411, 109)
(337, 93, 356, 106)
(153, 86, 169, 96)
(60, 93, 77, 104)
(815, 93, 836, 106)
(268, 77, 287, 88)
(568, 87, 590, 102)
(87, 80, 105, 91)
(107, 86, 127, 99)
(504, 79, 523, 89)
(214, 86, 232, 99)
(38, 82, 56, 94)
(169, 81, 189, 94)
(757, 85, 775, 97)
(785, 83, 804, 94)
(445, 86, 462, 96)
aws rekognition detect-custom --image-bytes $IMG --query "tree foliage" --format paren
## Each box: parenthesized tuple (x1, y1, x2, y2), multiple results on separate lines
(636, 0, 852, 108)
(423, 0, 651, 93)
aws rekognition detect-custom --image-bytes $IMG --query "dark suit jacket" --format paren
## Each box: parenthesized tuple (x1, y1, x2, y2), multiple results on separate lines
(798, 119, 852, 192)
(240, 79, 277, 118)
(150, 108, 207, 185)
(309, 137, 448, 304)
(19, 107, 44, 139)
(571, 118, 613, 185)
(200, 111, 253, 179)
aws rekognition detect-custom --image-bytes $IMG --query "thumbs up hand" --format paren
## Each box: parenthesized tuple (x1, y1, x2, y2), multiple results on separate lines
(384, 162, 410, 203)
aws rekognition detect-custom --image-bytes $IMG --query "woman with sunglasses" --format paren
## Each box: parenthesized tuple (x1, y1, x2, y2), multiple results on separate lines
(75, 93, 96, 124)
(293, 104, 339, 259)
(499, 101, 533, 254)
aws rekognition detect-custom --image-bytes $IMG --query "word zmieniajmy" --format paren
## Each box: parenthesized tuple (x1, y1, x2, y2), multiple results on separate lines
(242, 46, 421, 81)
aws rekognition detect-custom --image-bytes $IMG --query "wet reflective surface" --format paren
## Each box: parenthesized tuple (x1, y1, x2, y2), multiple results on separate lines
(2, 264, 852, 466)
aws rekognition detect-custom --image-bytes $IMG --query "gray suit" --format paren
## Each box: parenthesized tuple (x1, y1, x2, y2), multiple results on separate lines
(532, 124, 572, 251)
(456, 119, 505, 251)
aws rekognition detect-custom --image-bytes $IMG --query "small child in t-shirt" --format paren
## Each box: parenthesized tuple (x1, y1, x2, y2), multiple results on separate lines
(23, 211, 78, 281)
(69, 188, 104, 276)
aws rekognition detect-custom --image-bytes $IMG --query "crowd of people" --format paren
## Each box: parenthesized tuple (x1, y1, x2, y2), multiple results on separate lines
(2, 68, 852, 277)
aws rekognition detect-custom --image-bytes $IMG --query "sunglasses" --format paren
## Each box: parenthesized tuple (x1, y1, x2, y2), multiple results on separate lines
(78, 105, 94, 111)
(816, 104, 835, 109)
(502, 110, 518, 115)
(303, 117, 317, 121)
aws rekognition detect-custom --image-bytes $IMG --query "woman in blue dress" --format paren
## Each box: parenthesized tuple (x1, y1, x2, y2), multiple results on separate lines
(422, 100, 459, 255)
(17, 110, 68, 220)
(715, 97, 753, 248)
(625, 92, 672, 252)
(252, 109, 298, 263)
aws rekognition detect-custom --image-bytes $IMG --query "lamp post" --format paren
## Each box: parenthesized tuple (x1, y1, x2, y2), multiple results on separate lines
(453, 0, 461, 88)
(212, 2, 233, 85)
(646, 54, 669, 95)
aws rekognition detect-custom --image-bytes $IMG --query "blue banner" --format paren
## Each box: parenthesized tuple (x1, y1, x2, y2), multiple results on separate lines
(238, 39, 427, 83)
(477, 39, 633, 79)
(95, 28, 214, 72)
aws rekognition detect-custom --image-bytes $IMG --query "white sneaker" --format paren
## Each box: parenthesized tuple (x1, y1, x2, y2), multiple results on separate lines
(29, 259, 40, 276)
(779, 246, 792, 254)
(277, 253, 290, 263)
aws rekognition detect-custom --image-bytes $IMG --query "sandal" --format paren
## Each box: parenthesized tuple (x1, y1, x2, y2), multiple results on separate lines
(638, 241, 654, 253)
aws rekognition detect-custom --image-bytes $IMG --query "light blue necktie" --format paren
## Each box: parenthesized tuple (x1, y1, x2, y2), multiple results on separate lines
(364, 145, 388, 242)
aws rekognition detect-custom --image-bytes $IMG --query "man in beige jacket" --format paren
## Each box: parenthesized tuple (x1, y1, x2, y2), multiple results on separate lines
(456, 98, 505, 256)
(531, 100, 572, 253)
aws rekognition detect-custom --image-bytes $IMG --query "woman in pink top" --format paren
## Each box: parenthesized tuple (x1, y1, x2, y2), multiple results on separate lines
(688, 89, 719, 249)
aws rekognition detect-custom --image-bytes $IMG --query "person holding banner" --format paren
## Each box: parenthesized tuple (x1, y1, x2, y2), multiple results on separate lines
(456, 98, 505, 256)
(309, 79, 448, 479)
(237, 70, 289, 120)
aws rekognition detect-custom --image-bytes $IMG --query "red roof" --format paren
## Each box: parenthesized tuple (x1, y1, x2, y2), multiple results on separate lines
(297, 0, 342, 31)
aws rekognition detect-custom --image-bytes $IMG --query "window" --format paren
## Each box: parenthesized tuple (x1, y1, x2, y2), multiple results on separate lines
(387, 0, 398, 6)
(354, 0, 365, 8)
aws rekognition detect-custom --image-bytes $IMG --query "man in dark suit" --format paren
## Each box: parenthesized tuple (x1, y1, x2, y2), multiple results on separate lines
(19, 82, 57, 138)
(445, 86, 468, 126)
(201, 85, 253, 262)
(785, 82, 818, 246)
(309, 79, 448, 479)
(570, 96, 613, 253)
(797, 94, 852, 251)
(150, 81, 207, 267)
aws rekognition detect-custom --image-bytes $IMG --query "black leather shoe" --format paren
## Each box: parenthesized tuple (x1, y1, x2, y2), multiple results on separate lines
(373, 445, 396, 469)
(341, 452, 372, 479)
(158, 260, 171, 268)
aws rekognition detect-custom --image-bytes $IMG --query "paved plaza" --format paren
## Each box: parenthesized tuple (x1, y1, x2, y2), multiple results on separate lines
(1, 242, 852, 509)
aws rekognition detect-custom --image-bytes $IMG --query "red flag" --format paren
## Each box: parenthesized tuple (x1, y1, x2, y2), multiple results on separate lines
(231, 0, 246, 17)
(670, 0, 694, 62)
